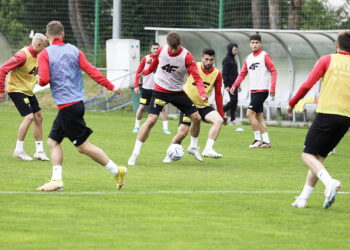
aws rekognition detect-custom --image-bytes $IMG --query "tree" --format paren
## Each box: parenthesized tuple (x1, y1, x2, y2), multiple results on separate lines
(268, 0, 281, 29)
(288, 0, 302, 29)
(68, 0, 92, 52)
(251, 0, 269, 29)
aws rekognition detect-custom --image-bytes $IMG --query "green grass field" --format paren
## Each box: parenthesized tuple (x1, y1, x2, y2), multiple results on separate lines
(0, 106, 349, 249)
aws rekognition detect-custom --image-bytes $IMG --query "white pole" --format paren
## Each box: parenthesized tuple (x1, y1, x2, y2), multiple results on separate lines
(112, 0, 121, 39)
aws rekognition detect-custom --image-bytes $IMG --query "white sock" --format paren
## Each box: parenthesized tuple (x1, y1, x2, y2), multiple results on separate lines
(162, 120, 168, 130)
(16, 140, 24, 151)
(35, 141, 44, 152)
(134, 119, 141, 128)
(105, 160, 118, 175)
(317, 169, 333, 187)
(254, 131, 261, 141)
(51, 165, 62, 181)
(261, 132, 270, 143)
(133, 140, 143, 155)
(190, 136, 198, 149)
(299, 184, 314, 199)
(204, 138, 215, 151)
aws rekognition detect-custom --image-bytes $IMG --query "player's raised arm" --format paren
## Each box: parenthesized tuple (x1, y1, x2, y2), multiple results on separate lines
(288, 55, 331, 113)
(78, 50, 116, 91)
(186, 53, 207, 100)
(142, 47, 161, 75)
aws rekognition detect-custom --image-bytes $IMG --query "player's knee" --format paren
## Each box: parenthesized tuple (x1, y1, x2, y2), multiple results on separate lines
(145, 115, 158, 127)
(47, 138, 57, 148)
(246, 110, 254, 119)
(24, 113, 34, 122)
(191, 113, 201, 123)
(215, 116, 224, 126)
(34, 112, 43, 123)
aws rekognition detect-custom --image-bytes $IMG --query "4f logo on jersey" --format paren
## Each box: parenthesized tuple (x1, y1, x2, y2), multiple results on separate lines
(29, 67, 38, 76)
(192, 82, 210, 88)
(162, 64, 178, 73)
(249, 62, 260, 70)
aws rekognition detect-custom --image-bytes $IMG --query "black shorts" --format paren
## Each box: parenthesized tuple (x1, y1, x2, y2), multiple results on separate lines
(139, 88, 153, 106)
(8, 92, 41, 116)
(179, 106, 215, 126)
(149, 90, 197, 116)
(304, 113, 350, 158)
(49, 101, 93, 147)
(249, 92, 269, 113)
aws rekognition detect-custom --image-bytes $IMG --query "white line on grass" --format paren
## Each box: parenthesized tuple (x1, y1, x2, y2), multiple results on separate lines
(0, 190, 350, 195)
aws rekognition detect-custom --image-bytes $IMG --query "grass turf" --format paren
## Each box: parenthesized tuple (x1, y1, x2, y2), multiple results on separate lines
(0, 107, 349, 249)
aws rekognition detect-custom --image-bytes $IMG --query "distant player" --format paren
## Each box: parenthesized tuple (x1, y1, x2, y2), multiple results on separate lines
(230, 33, 276, 148)
(133, 42, 171, 134)
(36, 21, 127, 191)
(0, 33, 50, 161)
(163, 48, 227, 163)
(288, 31, 350, 209)
(128, 31, 208, 166)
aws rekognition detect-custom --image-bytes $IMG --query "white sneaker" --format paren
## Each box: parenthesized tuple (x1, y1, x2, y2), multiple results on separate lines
(163, 155, 172, 163)
(202, 148, 223, 158)
(249, 140, 263, 148)
(34, 151, 50, 161)
(128, 153, 138, 166)
(187, 147, 203, 162)
(13, 150, 33, 161)
(291, 196, 308, 208)
(324, 179, 341, 209)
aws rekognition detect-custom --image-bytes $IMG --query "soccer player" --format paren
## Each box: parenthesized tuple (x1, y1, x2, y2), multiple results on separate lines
(128, 31, 208, 166)
(288, 31, 350, 209)
(163, 48, 227, 163)
(133, 42, 171, 134)
(36, 21, 127, 191)
(222, 43, 239, 124)
(0, 33, 50, 161)
(230, 33, 276, 148)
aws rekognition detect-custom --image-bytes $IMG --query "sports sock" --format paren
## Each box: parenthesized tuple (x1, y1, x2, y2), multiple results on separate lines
(51, 165, 62, 181)
(261, 132, 270, 143)
(317, 169, 333, 187)
(16, 140, 24, 151)
(134, 119, 141, 128)
(190, 136, 198, 149)
(299, 184, 314, 199)
(105, 160, 118, 175)
(133, 140, 144, 155)
(35, 141, 44, 152)
(162, 120, 169, 130)
(204, 138, 215, 151)
(253, 131, 261, 141)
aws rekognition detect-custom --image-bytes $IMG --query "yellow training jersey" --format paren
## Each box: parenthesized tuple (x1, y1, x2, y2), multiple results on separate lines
(7, 47, 38, 96)
(184, 62, 219, 108)
(317, 53, 350, 118)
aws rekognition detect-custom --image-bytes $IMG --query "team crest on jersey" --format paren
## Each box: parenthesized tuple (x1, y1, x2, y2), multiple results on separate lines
(161, 64, 178, 73)
(154, 98, 166, 106)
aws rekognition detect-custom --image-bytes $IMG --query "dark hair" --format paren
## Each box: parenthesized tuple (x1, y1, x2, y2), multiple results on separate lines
(202, 48, 215, 56)
(167, 32, 181, 48)
(46, 21, 64, 37)
(250, 33, 261, 42)
(150, 42, 160, 48)
(337, 31, 350, 53)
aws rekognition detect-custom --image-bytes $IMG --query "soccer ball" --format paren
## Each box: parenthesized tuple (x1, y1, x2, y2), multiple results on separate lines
(167, 144, 184, 161)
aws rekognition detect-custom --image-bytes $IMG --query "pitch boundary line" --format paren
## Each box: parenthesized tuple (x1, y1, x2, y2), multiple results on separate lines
(0, 190, 350, 195)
